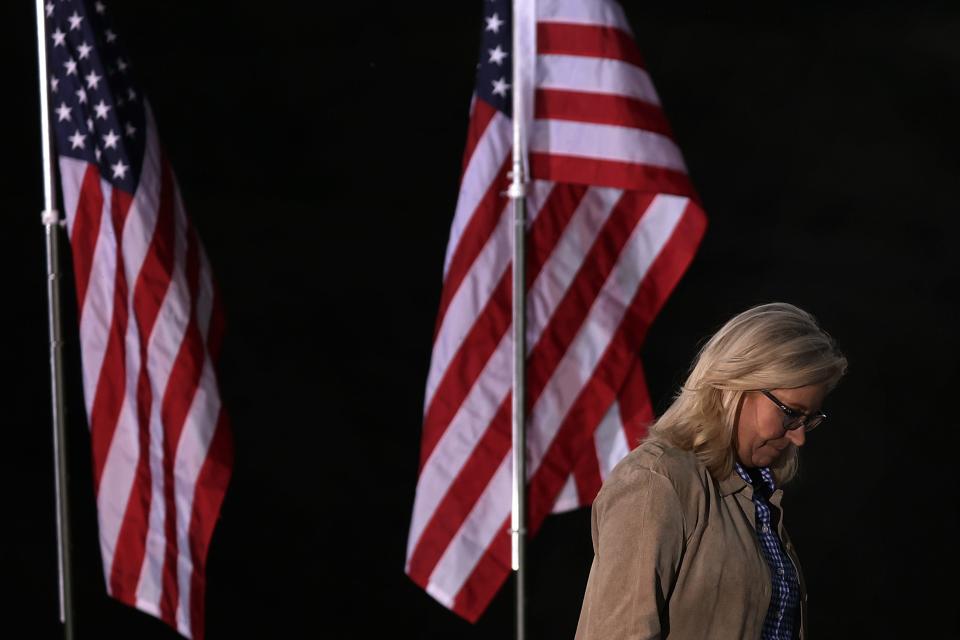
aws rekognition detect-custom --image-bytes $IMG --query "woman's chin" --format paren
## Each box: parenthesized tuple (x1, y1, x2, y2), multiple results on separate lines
(751, 452, 778, 467)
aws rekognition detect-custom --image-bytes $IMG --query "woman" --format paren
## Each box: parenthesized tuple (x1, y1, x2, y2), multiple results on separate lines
(575, 302, 847, 640)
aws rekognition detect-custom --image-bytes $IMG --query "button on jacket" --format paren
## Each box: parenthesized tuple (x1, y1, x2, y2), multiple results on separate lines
(574, 441, 808, 640)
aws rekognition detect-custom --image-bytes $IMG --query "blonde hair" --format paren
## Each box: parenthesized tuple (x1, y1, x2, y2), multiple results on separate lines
(645, 302, 847, 484)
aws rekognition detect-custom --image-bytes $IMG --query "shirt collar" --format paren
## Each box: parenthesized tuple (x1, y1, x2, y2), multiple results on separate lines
(719, 462, 779, 496)
(733, 462, 777, 494)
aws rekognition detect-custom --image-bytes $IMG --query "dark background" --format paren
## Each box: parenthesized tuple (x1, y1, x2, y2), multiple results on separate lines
(8, 1, 960, 638)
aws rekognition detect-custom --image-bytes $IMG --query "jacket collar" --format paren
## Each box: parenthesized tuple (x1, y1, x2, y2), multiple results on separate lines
(718, 468, 750, 496)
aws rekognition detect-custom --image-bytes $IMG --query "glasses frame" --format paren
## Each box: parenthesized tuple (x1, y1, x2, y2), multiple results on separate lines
(759, 389, 827, 432)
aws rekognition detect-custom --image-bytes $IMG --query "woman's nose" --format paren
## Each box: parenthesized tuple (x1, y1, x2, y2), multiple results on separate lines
(786, 426, 807, 448)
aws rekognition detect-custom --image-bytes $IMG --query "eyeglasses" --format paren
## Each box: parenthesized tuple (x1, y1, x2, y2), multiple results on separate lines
(759, 389, 827, 432)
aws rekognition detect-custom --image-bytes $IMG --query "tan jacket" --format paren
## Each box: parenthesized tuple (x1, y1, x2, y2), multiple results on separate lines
(575, 441, 807, 640)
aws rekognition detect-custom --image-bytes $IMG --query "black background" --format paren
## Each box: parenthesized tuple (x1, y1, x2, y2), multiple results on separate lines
(8, 1, 960, 638)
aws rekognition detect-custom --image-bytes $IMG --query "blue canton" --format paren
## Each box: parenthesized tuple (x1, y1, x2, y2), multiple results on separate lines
(475, 0, 512, 116)
(44, 0, 147, 193)
(735, 463, 800, 640)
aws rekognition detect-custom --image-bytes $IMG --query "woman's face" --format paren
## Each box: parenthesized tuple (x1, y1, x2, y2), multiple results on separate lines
(734, 384, 828, 468)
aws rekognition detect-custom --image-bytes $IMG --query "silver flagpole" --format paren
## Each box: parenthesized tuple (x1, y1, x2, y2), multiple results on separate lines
(508, 1, 532, 639)
(35, 1, 75, 638)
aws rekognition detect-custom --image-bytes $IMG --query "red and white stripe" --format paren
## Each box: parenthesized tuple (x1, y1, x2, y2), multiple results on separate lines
(59, 103, 232, 640)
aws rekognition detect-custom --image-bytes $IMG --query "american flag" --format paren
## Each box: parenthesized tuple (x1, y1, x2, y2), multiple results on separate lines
(43, 2, 233, 638)
(405, 0, 707, 621)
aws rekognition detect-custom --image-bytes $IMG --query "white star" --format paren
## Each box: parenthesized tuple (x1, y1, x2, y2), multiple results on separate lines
(94, 1, 106, 14)
(63, 58, 77, 75)
(488, 45, 507, 65)
(95, 147, 102, 161)
(67, 11, 83, 31)
(77, 41, 93, 59)
(51, 28, 66, 47)
(45, 2, 54, 17)
(124, 122, 136, 137)
(491, 76, 510, 97)
(127, 87, 136, 101)
(75, 87, 87, 104)
(485, 13, 504, 33)
(116, 58, 128, 72)
(50, 76, 59, 93)
(93, 99, 111, 119)
(68, 130, 86, 149)
(85, 70, 102, 90)
(55, 102, 71, 122)
(105, 29, 117, 43)
(86, 117, 94, 130)
(102, 129, 119, 149)
(111, 159, 129, 179)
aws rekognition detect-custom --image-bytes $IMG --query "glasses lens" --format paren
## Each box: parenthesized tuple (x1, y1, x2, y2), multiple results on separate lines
(783, 415, 805, 431)
(783, 413, 824, 432)
(804, 415, 825, 432)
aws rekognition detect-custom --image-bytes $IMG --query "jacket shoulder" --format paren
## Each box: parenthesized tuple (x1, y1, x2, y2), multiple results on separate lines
(608, 440, 704, 486)
(600, 440, 712, 528)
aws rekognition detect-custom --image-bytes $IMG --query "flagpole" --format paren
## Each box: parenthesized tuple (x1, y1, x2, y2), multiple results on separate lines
(507, 120, 528, 639)
(35, 1, 75, 638)
(508, 1, 532, 639)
